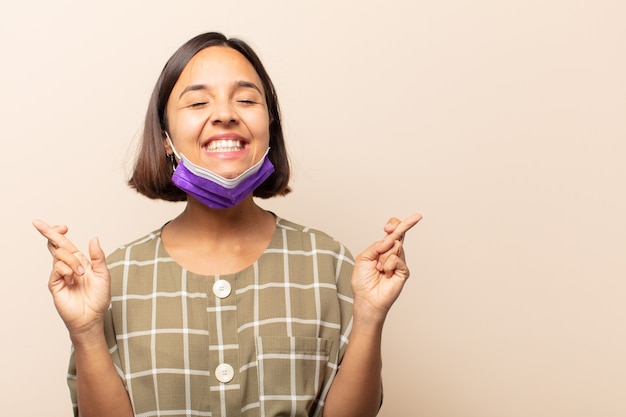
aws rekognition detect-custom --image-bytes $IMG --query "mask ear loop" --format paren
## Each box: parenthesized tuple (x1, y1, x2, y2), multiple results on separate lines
(164, 131, 180, 169)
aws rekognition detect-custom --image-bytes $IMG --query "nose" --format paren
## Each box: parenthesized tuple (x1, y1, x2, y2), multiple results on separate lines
(210, 98, 238, 125)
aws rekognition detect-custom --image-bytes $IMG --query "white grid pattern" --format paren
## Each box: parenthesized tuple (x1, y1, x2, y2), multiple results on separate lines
(65, 217, 354, 417)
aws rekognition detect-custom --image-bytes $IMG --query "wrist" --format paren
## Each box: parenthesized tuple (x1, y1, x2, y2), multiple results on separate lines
(352, 298, 387, 334)
(68, 320, 106, 349)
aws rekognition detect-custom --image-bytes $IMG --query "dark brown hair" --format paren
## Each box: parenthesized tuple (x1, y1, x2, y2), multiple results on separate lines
(129, 32, 291, 201)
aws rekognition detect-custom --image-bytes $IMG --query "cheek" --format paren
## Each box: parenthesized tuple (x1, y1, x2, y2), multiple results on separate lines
(257, 127, 271, 147)
(169, 111, 209, 137)
(251, 113, 271, 143)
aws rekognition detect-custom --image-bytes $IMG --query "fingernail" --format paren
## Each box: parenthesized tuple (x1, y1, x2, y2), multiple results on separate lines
(77, 266, 85, 275)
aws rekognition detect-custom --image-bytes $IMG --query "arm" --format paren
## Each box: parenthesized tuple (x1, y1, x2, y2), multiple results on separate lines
(323, 214, 422, 417)
(71, 324, 134, 417)
(33, 220, 134, 417)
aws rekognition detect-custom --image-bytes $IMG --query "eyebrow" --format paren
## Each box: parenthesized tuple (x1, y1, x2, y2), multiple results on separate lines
(178, 80, 263, 99)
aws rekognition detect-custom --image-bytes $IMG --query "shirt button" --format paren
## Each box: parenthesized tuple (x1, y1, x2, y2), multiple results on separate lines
(212, 279, 232, 298)
(215, 363, 235, 383)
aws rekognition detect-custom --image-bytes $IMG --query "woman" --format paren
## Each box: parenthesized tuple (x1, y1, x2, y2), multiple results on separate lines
(33, 32, 421, 417)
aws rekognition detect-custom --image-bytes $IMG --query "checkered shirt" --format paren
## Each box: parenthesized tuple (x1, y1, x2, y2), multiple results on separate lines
(67, 217, 355, 417)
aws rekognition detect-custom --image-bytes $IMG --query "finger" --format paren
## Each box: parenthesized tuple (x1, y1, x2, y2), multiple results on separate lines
(44, 225, 69, 249)
(381, 254, 410, 279)
(34, 221, 67, 254)
(55, 247, 86, 277)
(357, 239, 386, 263)
(376, 240, 403, 271)
(359, 213, 422, 263)
(52, 224, 69, 235)
(383, 213, 422, 245)
(33, 219, 79, 254)
(362, 234, 403, 264)
(51, 259, 76, 288)
(383, 217, 402, 234)
(88, 237, 107, 275)
(50, 225, 70, 251)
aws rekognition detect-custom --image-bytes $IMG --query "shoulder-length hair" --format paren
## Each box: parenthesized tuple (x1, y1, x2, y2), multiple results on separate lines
(129, 32, 290, 201)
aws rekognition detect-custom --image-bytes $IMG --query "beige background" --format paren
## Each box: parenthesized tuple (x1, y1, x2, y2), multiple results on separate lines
(1, 1, 624, 416)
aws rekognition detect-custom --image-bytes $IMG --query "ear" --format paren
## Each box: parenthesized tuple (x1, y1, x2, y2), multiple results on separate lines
(163, 131, 173, 155)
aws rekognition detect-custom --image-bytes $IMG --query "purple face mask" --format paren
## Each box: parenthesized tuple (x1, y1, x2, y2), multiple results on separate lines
(166, 134, 275, 209)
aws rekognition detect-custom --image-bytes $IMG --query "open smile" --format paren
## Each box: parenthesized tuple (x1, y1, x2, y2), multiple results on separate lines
(203, 139, 246, 152)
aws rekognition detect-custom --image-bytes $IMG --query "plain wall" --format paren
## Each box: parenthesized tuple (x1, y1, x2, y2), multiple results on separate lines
(1, 1, 625, 416)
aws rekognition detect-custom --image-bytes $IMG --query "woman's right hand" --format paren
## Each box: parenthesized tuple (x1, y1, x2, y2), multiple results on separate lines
(33, 219, 111, 338)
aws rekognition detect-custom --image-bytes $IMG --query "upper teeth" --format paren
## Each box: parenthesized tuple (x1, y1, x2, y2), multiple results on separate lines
(205, 139, 243, 152)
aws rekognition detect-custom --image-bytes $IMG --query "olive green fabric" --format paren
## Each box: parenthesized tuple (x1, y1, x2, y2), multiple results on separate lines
(68, 217, 354, 417)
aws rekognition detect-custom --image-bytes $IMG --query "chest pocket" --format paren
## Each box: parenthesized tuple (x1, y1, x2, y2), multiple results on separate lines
(255, 336, 332, 416)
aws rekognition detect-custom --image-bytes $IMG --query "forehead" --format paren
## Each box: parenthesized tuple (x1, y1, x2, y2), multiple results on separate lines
(174, 46, 264, 91)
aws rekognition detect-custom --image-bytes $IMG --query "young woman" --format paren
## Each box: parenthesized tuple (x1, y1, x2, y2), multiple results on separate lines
(33, 32, 421, 417)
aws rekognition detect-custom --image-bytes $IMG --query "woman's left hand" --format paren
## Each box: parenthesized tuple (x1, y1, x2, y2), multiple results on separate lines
(351, 213, 422, 322)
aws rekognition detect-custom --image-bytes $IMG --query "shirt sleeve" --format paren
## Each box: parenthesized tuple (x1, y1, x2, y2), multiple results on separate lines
(334, 243, 356, 368)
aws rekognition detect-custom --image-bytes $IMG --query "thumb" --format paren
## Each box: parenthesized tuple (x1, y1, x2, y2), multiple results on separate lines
(356, 240, 385, 263)
(88, 237, 107, 274)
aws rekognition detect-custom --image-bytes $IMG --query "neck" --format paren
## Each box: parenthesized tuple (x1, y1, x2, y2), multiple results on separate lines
(161, 194, 277, 276)
(172, 195, 272, 237)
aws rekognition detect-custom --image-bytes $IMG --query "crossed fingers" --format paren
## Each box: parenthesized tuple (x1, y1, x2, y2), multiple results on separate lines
(376, 213, 422, 276)
(33, 219, 85, 285)
(383, 213, 422, 245)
